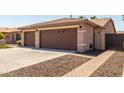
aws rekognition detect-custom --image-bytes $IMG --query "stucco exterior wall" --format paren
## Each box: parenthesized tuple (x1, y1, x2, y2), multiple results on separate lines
(104, 21, 115, 34)
(95, 21, 115, 50)
(95, 28, 101, 50)
(21, 32, 24, 46)
(83, 23, 94, 51)
(100, 30, 105, 50)
(95, 29, 105, 50)
(77, 28, 86, 52)
(35, 30, 40, 48)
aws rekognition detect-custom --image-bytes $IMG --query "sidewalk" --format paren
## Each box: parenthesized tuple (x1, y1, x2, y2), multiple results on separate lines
(63, 50, 115, 77)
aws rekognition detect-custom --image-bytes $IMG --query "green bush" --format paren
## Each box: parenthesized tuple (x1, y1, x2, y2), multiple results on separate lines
(16, 40, 22, 46)
(0, 32, 4, 40)
(0, 44, 9, 48)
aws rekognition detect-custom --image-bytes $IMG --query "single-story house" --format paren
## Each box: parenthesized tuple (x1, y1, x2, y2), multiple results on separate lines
(18, 18, 116, 52)
(0, 27, 21, 44)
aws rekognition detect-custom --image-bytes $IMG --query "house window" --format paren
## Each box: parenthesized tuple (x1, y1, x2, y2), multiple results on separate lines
(16, 34, 21, 40)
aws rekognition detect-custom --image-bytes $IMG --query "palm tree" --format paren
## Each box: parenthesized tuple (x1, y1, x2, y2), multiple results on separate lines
(122, 15, 124, 20)
(70, 15, 73, 18)
(90, 16, 97, 20)
(78, 16, 86, 20)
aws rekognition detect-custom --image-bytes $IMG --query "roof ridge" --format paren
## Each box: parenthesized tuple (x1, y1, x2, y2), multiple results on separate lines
(90, 18, 111, 20)
(18, 17, 84, 28)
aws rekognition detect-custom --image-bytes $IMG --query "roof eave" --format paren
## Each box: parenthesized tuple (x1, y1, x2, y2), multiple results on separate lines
(85, 20, 104, 29)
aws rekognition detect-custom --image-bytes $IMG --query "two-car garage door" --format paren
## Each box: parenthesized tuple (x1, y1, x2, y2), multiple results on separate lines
(24, 28, 77, 50)
(40, 28, 77, 50)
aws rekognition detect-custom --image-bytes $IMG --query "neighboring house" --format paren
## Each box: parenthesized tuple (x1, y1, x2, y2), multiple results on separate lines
(117, 31, 124, 34)
(0, 27, 21, 44)
(18, 18, 116, 52)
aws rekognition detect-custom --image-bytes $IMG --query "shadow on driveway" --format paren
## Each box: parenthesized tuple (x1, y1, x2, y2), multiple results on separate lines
(22, 47, 104, 57)
(76, 50, 104, 57)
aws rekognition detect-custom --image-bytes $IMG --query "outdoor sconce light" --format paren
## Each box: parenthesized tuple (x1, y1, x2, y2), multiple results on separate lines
(36, 29, 38, 32)
(79, 26, 82, 28)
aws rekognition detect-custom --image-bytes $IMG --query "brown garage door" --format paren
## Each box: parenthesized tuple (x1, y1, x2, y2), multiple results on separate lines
(40, 28, 77, 50)
(24, 31, 35, 47)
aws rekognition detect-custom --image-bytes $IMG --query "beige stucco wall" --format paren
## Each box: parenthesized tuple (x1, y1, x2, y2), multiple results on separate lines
(95, 21, 115, 50)
(77, 28, 87, 52)
(104, 21, 115, 34)
(35, 30, 40, 48)
(83, 23, 94, 51)
(100, 30, 105, 50)
(77, 23, 94, 52)
(95, 29, 106, 50)
(21, 32, 24, 46)
(95, 28, 101, 50)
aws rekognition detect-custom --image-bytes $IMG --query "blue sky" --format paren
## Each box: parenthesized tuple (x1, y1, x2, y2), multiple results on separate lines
(0, 15, 123, 31)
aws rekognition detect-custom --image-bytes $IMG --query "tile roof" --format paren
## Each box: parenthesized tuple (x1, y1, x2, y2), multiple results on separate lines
(0, 27, 21, 33)
(18, 18, 101, 30)
(90, 18, 111, 27)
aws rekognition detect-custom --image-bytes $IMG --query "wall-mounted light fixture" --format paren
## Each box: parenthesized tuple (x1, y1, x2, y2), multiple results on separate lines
(36, 29, 38, 32)
(79, 26, 82, 28)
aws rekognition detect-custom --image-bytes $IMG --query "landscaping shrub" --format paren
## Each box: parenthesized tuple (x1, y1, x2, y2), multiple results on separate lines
(0, 32, 4, 40)
(16, 40, 22, 46)
(0, 44, 9, 48)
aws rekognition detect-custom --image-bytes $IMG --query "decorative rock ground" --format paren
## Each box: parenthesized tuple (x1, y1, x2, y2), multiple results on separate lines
(90, 51, 124, 77)
(0, 55, 91, 77)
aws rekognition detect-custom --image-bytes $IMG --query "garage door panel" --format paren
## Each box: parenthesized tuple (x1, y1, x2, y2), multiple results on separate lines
(24, 31, 35, 47)
(40, 28, 77, 50)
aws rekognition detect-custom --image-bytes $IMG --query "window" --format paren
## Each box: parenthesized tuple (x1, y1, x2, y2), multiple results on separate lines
(16, 34, 21, 40)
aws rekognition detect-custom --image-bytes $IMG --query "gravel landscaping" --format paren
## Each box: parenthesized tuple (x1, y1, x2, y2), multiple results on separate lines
(90, 51, 124, 77)
(0, 54, 91, 77)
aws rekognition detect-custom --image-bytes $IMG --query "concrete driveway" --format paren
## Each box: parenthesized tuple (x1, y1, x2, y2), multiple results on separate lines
(0, 47, 71, 74)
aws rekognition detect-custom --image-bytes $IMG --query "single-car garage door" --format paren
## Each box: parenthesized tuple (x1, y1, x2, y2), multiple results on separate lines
(24, 31, 35, 47)
(40, 28, 77, 50)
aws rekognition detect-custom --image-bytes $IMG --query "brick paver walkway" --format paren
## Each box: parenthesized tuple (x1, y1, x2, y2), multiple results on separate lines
(63, 50, 115, 77)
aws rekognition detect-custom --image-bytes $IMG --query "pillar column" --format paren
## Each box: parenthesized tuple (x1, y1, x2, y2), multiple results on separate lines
(77, 28, 87, 52)
(35, 30, 40, 48)
(21, 31, 24, 46)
